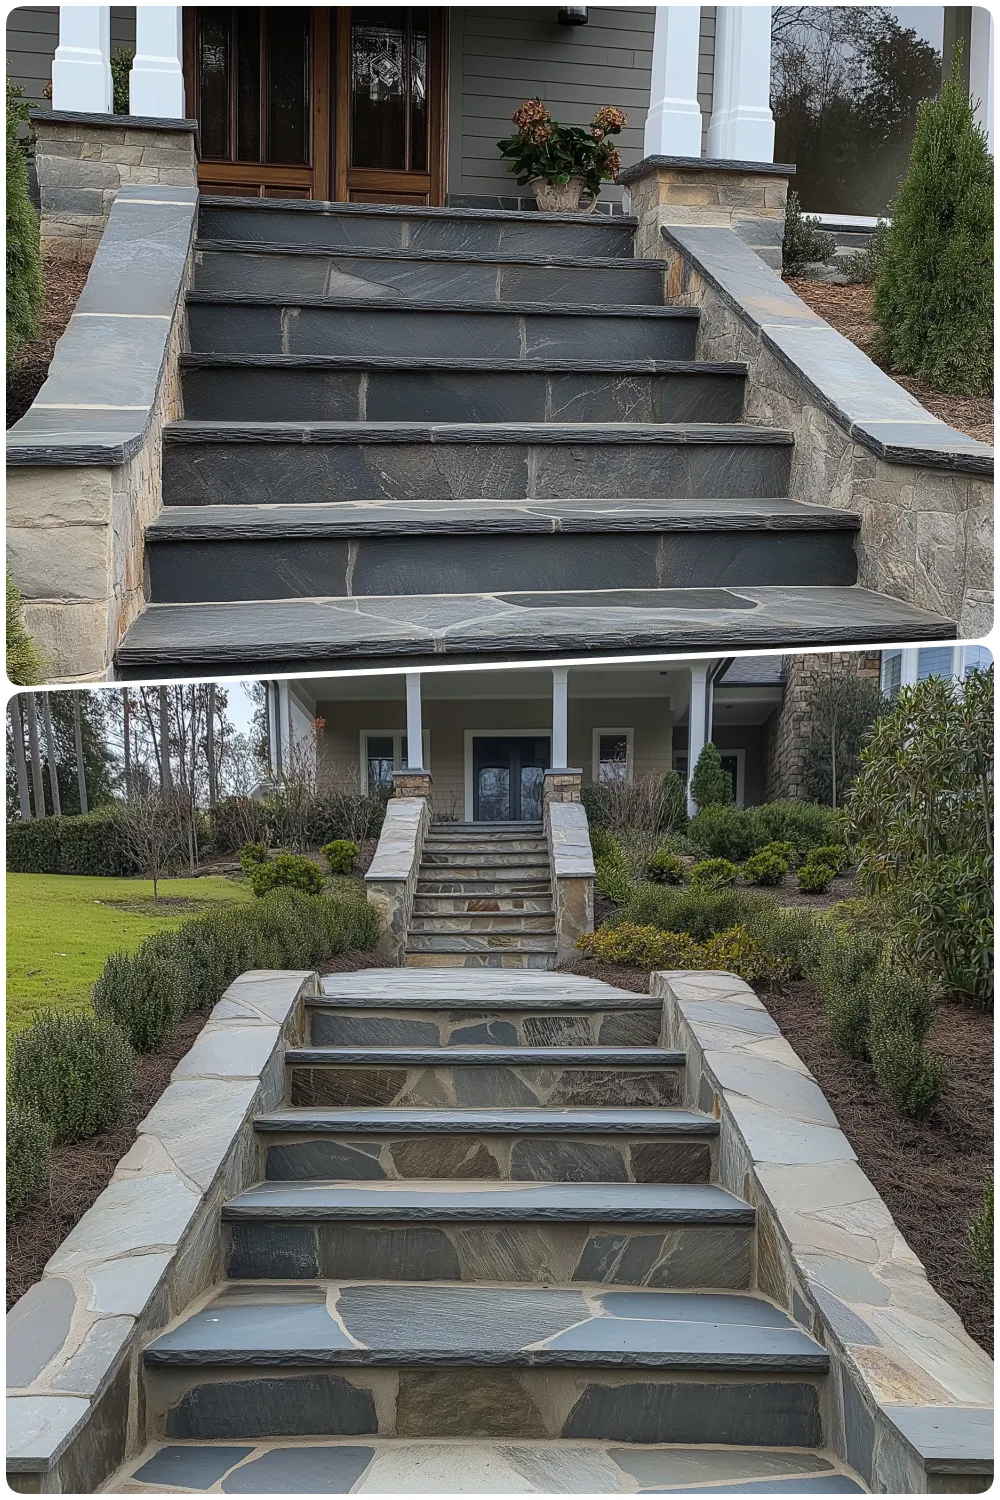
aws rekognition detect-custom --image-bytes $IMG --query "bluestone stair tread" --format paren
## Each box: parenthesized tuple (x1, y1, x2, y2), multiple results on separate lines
(285, 1046, 684, 1067)
(318, 969, 635, 1000)
(144, 1284, 824, 1370)
(150, 497, 857, 539)
(115, 585, 955, 673)
(196, 238, 668, 271)
(163, 419, 792, 445)
(180, 352, 747, 374)
(221, 1179, 746, 1223)
(253, 1107, 719, 1136)
(199, 194, 639, 225)
(186, 293, 695, 319)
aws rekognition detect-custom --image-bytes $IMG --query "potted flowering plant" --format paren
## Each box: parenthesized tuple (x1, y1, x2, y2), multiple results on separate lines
(498, 100, 627, 213)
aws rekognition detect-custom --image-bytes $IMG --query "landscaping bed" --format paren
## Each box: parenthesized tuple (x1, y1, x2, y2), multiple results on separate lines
(6, 254, 90, 428)
(786, 277, 993, 444)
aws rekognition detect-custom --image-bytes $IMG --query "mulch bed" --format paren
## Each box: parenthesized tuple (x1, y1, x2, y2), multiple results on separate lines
(786, 277, 993, 444)
(316, 948, 387, 976)
(6, 255, 91, 429)
(560, 955, 993, 1355)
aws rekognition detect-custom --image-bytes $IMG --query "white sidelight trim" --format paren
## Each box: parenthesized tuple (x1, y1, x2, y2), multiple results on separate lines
(687, 664, 709, 816)
(970, 6, 994, 153)
(130, 5, 186, 118)
(52, 6, 112, 113)
(405, 673, 424, 769)
(707, 6, 775, 163)
(552, 667, 570, 768)
(644, 6, 704, 158)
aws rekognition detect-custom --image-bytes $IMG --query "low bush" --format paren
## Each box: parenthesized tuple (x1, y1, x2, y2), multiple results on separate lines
(7, 81, 43, 368)
(211, 797, 272, 855)
(751, 801, 843, 857)
(690, 858, 739, 889)
(590, 827, 633, 905)
(239, 840, 269, 873)
(797, 861, 836, 894)
(249, 852, 325, 898)
(969, 1177, 994, 1287)
(646, 848, 684, 884)
(8, 1012, 133, 1142)
(623, 883, 761, 942)
(811, 922, 884, 1058)
(578, 921, 779, 985)
(742, 849, 789, 886)
(759, 839, 797, 865)
(687, 805, 758, 861)
(782, 189, 835, 274)
(322, 838, 360, 875)
(810, 844, 849, 873)
(7, 1106, 53, 1216)
(93, 938, 187, 1052)
(869, 1021, 944, 1118)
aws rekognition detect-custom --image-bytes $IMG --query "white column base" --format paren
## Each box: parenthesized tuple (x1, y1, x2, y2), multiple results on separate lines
(645, 6, 704, 160)
(130, 5, 186, 119)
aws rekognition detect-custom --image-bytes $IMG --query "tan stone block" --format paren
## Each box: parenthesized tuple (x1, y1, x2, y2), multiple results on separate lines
(6, 468, 113, 527)
(8, 523, 111, 602)
(138, 143, 194, 166)
(157, 167, 198, 187)
(764, 181, 790, 210)
(20, 599, 113, 682)
(662, 183, 720, 207)
(105, 143, 145, 166)
(717, 181, 769, 210)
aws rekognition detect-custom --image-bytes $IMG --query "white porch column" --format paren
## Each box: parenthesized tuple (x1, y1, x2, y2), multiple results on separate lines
(899, 649, 920, 688)
(970, 7, 994, 154)
(552, 667, 569, 768)
(644, 6, 703, 159)
(405, 673, 424, 769)
(687, 664, 709, 815)
(130, 6, 186, 118)
(706, 6, 775, 162)
(52, 6, 112, 113)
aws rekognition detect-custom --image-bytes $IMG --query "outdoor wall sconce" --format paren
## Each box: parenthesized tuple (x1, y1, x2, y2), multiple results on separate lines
(558, 8, 589, 24)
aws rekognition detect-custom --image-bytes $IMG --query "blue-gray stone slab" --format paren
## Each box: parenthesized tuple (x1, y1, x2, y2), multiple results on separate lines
(882, 1403, 994, 1468)
(6, 1278, 77, 1388)
(253, 1107, 718, 1135)
(285, 1045, 683, 1067)
(221, 1444, 375, 1492)
(133, 1445, 254, 1488)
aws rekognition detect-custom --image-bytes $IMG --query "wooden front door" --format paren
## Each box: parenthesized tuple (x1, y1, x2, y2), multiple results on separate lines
(185, 7, 446, 204)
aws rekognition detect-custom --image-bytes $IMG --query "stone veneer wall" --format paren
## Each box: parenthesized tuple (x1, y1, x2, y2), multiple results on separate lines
(543, 770, 596, 961)
(6, 971, 315, 1495)
(32, 111, 199, 262)
(654, 969, 994, 1494)
(365, 795, 431, 963)
(765, 652, 880, 802)
(655, 224, 993, 638)
(620, 155, 793, 271)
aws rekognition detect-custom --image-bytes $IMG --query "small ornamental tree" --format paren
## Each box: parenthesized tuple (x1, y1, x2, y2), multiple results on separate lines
(802, 660, 888, 808)
(874, 62, 993, 396)
(689, 742, 733, 811)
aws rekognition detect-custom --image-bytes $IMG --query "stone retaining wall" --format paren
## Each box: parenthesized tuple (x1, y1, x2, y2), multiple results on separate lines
(6, 971, 316, 1494)
(543, 769, 595, 962)
(365, 797, 431, 964)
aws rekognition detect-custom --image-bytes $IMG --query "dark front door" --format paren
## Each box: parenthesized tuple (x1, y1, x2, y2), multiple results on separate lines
(473, 737, 550, 823)
(185, 7, 446, 203)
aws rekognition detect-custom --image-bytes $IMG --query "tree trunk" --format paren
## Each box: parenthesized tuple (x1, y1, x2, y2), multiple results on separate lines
(24, 694, 47, 816)
(123, 690, 132, 799)
(158, 686, 172, 789)
(40, 694, 62, 817)
(206, 682, 218, 808)
(73, 693, 89, 815)
(10, 698, 32, 819)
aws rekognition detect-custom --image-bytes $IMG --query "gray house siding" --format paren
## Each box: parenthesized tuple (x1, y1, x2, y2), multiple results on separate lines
(6, 6, 136, 109)
(698, 5, 716, 151)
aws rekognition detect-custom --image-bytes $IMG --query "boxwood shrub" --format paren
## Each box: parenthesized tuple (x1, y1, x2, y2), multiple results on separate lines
(7, 1106, 53, 1216)
(8, 1012, 133, 1142)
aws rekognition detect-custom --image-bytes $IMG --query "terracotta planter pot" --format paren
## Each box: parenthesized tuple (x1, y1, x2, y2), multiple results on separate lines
(530, 175, 598, 213)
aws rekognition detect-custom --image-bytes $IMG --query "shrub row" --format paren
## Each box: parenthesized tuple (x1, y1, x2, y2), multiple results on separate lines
(211, 789, 389, 855)
(578, 921, 781, 986)
(7, 809, 140, 876)
(688, 801, 843, 863)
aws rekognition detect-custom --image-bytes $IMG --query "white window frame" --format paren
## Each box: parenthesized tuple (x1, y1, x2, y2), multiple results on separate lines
(463, 729, 551, 822)
(359, 729, 430, 792)
(591, 727, 635, 785)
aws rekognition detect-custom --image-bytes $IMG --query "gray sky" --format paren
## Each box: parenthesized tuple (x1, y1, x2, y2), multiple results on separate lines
(887, 6, 944, 48)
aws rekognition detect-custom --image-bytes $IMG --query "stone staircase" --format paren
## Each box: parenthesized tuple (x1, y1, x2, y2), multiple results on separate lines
(112, 970, 865, 1494)
(112, 198, 951, 677)
(406, 821, 557, 971)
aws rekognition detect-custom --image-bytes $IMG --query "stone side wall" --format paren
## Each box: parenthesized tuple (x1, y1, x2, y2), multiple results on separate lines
(32, 112, 198, 262)
(622, 157, 791, 270)
(659, 239, 992, 637)
(543, 770, 596, 962)
(766, 652, 880, 802)
(365, 797, 431, 964)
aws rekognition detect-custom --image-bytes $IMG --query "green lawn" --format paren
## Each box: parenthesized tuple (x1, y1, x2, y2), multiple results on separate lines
(7, 872, 252, 1034)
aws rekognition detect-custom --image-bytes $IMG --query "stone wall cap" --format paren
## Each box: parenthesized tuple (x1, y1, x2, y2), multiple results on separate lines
(32, 108, 201, 154)
(619, 154, 796, 186)
(661, 223, 993, 477)
(880, 1404, 993, 1471)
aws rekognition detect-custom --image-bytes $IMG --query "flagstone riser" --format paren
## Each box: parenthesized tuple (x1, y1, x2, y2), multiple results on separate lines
(404, 952, 558, 969)
(422, 850, 549, 866)
(147, 1365, 822, 1447)
(260, 1133, 713, 1185)
(408, 915, 556, 935)
(307, 1010, 662, 1048)
(411, 895, 553, 913)
(288, 1066, 684, 1109)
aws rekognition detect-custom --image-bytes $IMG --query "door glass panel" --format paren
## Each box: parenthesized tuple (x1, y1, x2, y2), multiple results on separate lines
(409, 10, 429, 172)
(198, 9, 231, 160)
(235, 10, 261, 162)
(266, 7, 309, 164)
(366, 735, 395, 792)
(520, 765, 544, 822)
(478, 767, 510, 822)
(350, 8, 428, 171)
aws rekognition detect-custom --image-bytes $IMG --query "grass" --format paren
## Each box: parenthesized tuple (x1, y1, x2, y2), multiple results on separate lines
(6, 872, 252, 1035)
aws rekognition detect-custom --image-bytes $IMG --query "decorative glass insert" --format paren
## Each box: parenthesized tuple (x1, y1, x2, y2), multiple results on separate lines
(597, 733, 629, 783)
(478, 766, 511, 822)
(197, 8, 310, 166)
(350, 8, 429, 171)
(520, 765, 544, 822)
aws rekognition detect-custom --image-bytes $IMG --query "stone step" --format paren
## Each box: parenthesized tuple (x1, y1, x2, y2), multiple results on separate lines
(411, 893, 555, 913)
(110, 1436, 866, 1495)
(306, 1006, 660, 1049)
(186, 297, 699, 361)
(253, 1106, 716, 1183)
(285, 1046, 685, 1108)
(144, 497, 857, 603)
(197, 196, 639, 258)
(221, 1185, 753, 1287)
(404, 952, 559, 970)
(432, 822, 543, 833)
(114, 585, 956, 679)
(160, 421, 792, 506)
(421, 833, 550, 853)
(421, 848, 549, 866)
(179, 353, 747, 424)
(142, 1285, 826, 1446)
(412, 878, 553, 896)
(405, 934, 559, 954)
(408, 915, 557, 935)
(193, 242, 668, 305)
(314, 970, 654, 1008)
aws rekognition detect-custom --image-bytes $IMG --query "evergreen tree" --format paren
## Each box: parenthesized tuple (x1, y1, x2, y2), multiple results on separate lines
(6, 690, 117, 819)
(690, 742, 733, 811)
(874, 61, 993, 396)
(6, 82, 43, 368)
(802, 663, 888, 808)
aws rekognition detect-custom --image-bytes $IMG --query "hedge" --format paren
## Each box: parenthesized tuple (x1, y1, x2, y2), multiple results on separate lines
(7, 809, 139, 876)
(8, 1012, 133, 1142)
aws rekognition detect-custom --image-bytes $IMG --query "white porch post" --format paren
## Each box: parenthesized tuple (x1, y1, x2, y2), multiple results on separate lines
(405, 673, 424, 769)
(52, 6, 112, 114)
(687, 664, 709, 816)
(899, 649, 920, 688)
(552, 667, 569, 768)
(644, 6, 703, 159)
(706, 6, 775, 162)
(130, 6, 186, 119)
(970, 7, 994, 154)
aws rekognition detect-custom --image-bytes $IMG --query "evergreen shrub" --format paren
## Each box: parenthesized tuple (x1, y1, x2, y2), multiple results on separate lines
(7, 1106, 52, 1216)
(6, 810, 138, 876)
(6, 82, 43, 368)
(690, 857, 740, 889)
(969, 1177, 994, 1286)
(782, 190, 836, 274)
(8, 1013, 133, 1141)
(322, 839, 360, 875)
(797, 861, 836, 894)
(742, 849, 789, 886)
(249, 853, 325, 898)
(689, 742, 733, 810)
(646, 848, 684, 884)
(589, 827, 632, 905)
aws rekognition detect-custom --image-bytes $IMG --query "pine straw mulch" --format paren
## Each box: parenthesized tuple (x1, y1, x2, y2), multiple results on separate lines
(785, 277, 993, 445)
(6, 254, 91, 428)
(562, 956, 993, 1355)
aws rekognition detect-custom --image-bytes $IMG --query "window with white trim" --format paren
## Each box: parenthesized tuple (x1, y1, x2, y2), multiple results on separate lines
(593, 729, 633, 783)
(360, 731, 429, 791)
